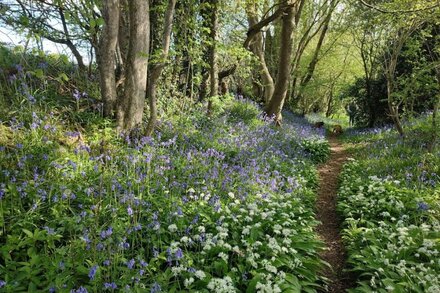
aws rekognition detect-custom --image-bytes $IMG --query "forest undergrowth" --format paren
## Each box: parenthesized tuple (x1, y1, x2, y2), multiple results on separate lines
(0, 43, 439, 293)
(0, 52, 333, 292)
(338, 119, 440, 292)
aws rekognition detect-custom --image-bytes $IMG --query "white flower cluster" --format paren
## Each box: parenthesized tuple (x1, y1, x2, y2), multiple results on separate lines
(207, 276, 236, 293)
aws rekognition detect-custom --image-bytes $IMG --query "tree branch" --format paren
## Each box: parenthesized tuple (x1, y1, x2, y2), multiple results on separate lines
(243, 2, 295, 49)
(359, 0, 440, 14)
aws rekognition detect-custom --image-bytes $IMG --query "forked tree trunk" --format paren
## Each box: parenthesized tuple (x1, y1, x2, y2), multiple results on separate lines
(384, 28, 410, 137)
(246, 3, 274, 105)
(265, 1, 296, 124)
(98, 0, 120, 117)
(117, 0, 150, 132)
(146, 0, 177, 136)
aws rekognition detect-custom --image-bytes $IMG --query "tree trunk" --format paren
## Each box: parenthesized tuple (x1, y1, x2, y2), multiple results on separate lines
(117, 0, 150, 132)
(428, 72, 440, 152)
(360, 49, 375, 127)
(386, 75, 404, 136)
(146, 0, 177, 136)
(98, 0, 120, 117)
(207, 0, 219, 115)
(246, 3, 274, 105)
(265, 1, 296, 124)
(326, 84, 334, 117)
(297, 0, 336, 96)
(384, 28, 413, 137)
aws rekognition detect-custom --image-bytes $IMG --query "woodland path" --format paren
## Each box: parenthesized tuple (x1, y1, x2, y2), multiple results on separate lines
(316, 136, 355, 292)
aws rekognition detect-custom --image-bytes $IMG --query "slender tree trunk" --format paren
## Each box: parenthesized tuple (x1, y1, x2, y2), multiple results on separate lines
(146, 0, 177, 136)
(428, 72, 440, 152)
(199, 72, 209, 102)
(326, 85, 334, 117)
(246, 3, 274, 105)
(386, 74, 404, 136)
(117, 0, 150, 131)
(299, 11, 332, 87)
(207, 0, 219, 115)
(360, 49, 375, 127)
(98, 0, 120, 117)
(384, 28, 412, 137)
(265, 1, 296, 124)
(297, 0, 337, 95)
(385, 53, 404, 136)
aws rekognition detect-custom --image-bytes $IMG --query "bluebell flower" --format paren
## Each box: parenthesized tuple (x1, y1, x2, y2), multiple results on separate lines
(38, 61, 48, 69)
(127, 206, 133, 216)
(103, 259, 111, 266)
(417, 202, 429, 211)
(127, 258, 135, 269)
(104, 282, 117, 290)
(73, 89, 81, 101)
(153, 247, 159, 257)
(88, 265, 98, 280)
(43, 226, 55, 235)
(151, 282, 161, 293)
(100, 227, 113, 239)
(175, 248, 184, 259)
(0, 280, 6, 288)
(70, 286, 88, 293)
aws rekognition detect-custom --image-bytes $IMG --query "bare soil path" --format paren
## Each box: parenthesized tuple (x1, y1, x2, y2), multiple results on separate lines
(316, 136, 355, 292)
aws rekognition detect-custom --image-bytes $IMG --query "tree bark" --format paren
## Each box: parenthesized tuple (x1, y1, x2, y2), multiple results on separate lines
(146, 0, 177, 136)
(243, 2, 295, 50)
(384, 27, 417, 137)
(117, 0, 150, 131)
(246, 3, 274, 105)
(98, 0, 120, 117)
(360, 44, 375, 127)
(207, 0, 219, 115)
(265, 1, 296, 124)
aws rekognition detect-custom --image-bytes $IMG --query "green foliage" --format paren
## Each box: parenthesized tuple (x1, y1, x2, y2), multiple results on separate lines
(300, 139, 330, 164)
(339, 116, 440, 292)
(227, 97, 262, 126)
(0, 44, 101, 127)
(0, 50, 329, 291)
(340, 76, 390, 127)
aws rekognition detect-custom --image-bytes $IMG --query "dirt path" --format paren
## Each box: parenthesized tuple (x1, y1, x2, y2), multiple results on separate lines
(316, 136, 354, 292)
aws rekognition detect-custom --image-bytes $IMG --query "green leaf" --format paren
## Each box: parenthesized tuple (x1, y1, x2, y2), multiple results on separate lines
(34, 69, 44, 79)
(285, 273, 301, 289)
(96, 17, 105, 27)
(22, 229, 33, 238)
(246, 274, 262, 293)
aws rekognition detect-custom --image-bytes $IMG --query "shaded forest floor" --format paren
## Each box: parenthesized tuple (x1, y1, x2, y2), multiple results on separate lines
(316, 136, 355, 292)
